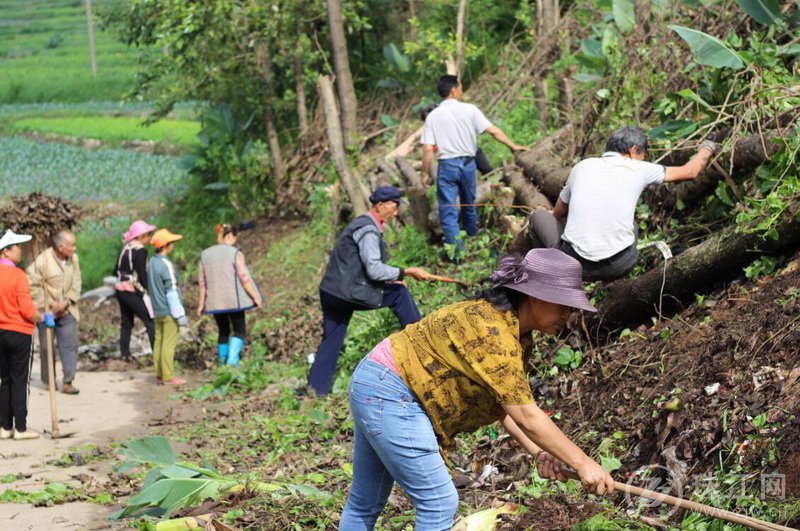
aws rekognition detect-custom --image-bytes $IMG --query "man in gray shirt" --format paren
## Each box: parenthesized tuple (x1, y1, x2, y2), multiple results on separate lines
(529, 126, 715, 281)
(421, 75, 524, 250)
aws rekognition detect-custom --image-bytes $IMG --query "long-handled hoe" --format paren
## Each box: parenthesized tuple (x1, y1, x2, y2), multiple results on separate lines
(560, 468, 795, 531)
(44, 328, 73, 439)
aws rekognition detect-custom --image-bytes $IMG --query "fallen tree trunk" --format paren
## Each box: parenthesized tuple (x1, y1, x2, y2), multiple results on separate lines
(395, 156, 431, 232)
(587, 201, 800, 333)
(503, 167, 553, 211)
(388, 126, 423, 160)
(515, 126, 573, 202)
(649, 129, 786, 211)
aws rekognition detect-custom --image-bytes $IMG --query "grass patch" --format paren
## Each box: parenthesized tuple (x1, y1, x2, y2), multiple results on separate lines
(11, 116, 200, 147)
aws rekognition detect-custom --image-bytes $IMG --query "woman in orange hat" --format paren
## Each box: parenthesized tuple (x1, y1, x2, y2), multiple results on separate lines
(147, 229, 187, 385)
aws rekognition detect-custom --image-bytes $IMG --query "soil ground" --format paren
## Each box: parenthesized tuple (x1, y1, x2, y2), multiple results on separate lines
(0, 355, 190, 529)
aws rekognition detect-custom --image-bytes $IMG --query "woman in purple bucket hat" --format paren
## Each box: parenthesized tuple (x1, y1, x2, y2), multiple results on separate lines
(114, 220, 157, 360)
(340, 248, 614, 530)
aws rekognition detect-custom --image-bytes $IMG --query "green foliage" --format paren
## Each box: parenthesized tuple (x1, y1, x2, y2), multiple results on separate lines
(552, 347, 584, 370)
(669, 25, 744, 69)
(744, 255, 784, 280)
(0, 482, 73, 504)
(77, 216, 132, 289)
(182, 105, 274, 217)
(611, 0, 636, 33)
(735, 0, 782, 26)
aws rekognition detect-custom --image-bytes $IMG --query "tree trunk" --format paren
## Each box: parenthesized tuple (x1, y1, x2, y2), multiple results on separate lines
(557, 72, 573, 125)
(536, 0, 560, 38)
(647, 130, 785, 211)
(516, 146, 570, 202)
(395, 156, 431, 232)
(294, 54, 309, 137)
(587, 200, 800, 333)
(533, 78, 549, 127)
(318, 75, 369, 216)
(263, 108, 285, 205)
(503, 167, 553, 211)
(255, 42, 286, 201)
(455, 0, 468, 78)
(387, 125, 424, 160)
(325, 0, 358, 146)
(408, 0, 417, 42)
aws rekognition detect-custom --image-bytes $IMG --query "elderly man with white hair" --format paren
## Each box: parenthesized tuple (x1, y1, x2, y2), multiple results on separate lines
(27, 229, 82, 395)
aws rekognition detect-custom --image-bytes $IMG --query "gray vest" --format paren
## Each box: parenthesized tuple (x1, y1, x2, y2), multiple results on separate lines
(200, 244, 255, 313)
(320, 215, 388, 308)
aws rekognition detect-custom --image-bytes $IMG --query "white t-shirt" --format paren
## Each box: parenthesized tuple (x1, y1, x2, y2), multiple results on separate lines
(560, 152, 666, 261)
(421, 99, 492, 159)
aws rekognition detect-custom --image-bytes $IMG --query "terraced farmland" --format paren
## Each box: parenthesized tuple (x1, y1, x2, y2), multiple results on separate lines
(0, 0, 138, 103)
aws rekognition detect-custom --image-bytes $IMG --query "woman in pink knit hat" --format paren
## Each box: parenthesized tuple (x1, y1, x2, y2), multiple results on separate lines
(114, 220, 157, 360)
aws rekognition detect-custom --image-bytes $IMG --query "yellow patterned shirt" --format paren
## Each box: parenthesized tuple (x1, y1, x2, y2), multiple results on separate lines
(391, 299, 534, 449)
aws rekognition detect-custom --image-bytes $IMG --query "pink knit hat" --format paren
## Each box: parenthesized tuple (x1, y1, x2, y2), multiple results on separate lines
(123, 220, 157, 243)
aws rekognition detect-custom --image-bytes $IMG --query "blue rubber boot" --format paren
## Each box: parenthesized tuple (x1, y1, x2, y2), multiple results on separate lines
(217, 343, 229, 364)
(227, 337, 244, 368)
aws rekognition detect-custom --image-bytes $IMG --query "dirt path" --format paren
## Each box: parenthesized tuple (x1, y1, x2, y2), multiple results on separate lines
(0, 354, 183, 530)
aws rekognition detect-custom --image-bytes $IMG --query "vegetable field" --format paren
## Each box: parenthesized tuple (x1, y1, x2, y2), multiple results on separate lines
(0, 137, 188, 202)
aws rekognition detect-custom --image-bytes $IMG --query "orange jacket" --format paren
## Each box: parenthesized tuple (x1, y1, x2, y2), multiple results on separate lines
(0, 263, 37, 335)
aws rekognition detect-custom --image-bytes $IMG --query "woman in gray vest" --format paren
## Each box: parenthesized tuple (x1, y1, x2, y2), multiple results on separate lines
(197, 224, 263, 367)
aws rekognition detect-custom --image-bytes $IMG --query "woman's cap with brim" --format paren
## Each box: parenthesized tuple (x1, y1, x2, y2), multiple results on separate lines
(491, 248, 597, 312)
(0, 229, 32, 251)
(150, 228, 183, 249)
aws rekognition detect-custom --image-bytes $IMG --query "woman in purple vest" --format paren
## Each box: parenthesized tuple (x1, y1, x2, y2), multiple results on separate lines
(197, 224, 263, 367)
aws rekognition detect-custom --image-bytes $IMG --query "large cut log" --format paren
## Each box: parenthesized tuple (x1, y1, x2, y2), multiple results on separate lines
(395, 156, 431, 232)
(503, 167, 553, 211)
(649, 130, 786, 211)
(515, 126, 573, 202)
(388, 126, 424, 160)
(588, 200, 800, 332)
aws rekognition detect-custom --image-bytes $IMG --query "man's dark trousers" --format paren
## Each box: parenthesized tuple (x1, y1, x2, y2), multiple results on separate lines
(307, 284, 421, 395)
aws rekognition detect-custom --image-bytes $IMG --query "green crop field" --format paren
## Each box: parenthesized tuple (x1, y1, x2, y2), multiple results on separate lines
(11, 116, 201, 147)
(0, 0, 138, 103)
(0, 136, 188, 202)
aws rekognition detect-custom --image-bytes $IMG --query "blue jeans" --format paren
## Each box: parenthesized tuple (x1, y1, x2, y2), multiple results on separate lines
(436, 157, 478, 246)
(340, 359, 459, 531)
(308, 285, 421, 396)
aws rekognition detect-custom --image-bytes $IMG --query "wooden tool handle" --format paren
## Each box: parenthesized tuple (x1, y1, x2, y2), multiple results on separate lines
(559, 468, 791, 531)
(45, 327, 60, 438)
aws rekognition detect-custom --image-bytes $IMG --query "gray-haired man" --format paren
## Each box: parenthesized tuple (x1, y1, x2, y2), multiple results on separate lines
(529, 126, 715, 281)
(27, 229, 82, 394)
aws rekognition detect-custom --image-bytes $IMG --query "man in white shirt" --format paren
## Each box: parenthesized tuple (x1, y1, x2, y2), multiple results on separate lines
(421, 75, 524, 250)
(529, 126, 715, 281)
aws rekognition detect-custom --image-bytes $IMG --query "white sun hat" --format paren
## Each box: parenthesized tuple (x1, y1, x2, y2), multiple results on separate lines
(0, 229, 32, 251)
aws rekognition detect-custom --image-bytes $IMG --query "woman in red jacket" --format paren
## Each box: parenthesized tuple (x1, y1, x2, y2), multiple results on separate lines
(0, 230, 49, 440)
